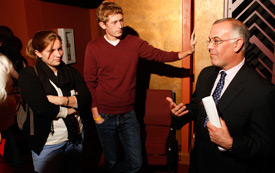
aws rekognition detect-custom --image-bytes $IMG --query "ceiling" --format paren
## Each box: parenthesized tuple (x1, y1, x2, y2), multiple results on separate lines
(40, 0, 104, 9)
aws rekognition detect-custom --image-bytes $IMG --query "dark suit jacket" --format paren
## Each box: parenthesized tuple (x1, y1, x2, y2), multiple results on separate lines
(176, 63, 275, 173)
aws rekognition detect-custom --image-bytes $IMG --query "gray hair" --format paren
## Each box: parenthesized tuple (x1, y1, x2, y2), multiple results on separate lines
(0, 54, 12, 102)
(214, 18, 250, 51)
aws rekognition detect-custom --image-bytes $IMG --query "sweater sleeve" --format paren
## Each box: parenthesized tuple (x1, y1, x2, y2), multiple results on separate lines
(84, 42, 98, 108)
(137, 38, 179, 62)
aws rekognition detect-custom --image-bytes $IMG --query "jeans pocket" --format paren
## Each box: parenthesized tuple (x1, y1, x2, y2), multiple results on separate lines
(95, 114, 107, 126)
(124, 110, 136, 118)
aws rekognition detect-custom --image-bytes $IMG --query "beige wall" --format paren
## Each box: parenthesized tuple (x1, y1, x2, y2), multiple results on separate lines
(115, 0, 225, 102)
(194, 0, 224, 82)
(116, 0, 183, 103)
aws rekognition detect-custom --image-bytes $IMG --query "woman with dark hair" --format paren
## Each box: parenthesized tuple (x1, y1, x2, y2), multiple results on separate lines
(18, 30, 92, 173)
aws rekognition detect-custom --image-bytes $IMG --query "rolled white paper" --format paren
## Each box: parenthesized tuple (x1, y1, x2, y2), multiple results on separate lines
(202, 96, 225, 151)
(202, 96, 221, 128)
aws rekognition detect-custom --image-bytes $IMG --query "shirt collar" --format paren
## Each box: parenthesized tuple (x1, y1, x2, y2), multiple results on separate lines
(220, 58, 245, 81)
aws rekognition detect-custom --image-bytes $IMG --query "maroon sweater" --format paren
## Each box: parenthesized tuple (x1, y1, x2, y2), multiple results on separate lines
(84, 35, 179, 114)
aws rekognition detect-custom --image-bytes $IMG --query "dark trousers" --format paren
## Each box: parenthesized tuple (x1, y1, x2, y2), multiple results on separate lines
(96, 110, 142, 173)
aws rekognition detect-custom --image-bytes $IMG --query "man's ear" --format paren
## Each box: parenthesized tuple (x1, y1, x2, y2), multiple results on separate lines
(99, 22, 107, 30)
(34, 50, 42, 58)
(234, 38, 244, 53)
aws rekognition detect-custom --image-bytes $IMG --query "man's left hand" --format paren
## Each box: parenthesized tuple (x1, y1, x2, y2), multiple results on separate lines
(207, 117, 233, 150)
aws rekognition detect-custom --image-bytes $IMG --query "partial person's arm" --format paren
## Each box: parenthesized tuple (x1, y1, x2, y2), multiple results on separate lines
(206, 118, 233, 150)
(166, 97, 195, 130)
(92, 107, 104, 124)
(46, 95, 77, 116)
(46, 95, 77, 108)
(178, 30, 197, 59)
(47, 66, 93, 118)
(49, 66, 93, 118)
(138, 30, 196, 62)
(166, 97, 189, 117)
(84, 42, 98, 109)
(18, 67, 59, 119)
(208, 86, 275, 157)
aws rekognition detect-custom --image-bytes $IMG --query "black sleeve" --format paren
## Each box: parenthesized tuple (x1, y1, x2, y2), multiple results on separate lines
(70, 67, 92, 111)
(18, 66, 59, 119)
(70, 67, 93, 128)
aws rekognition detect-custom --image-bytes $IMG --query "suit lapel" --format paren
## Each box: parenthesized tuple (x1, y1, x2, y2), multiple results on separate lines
(197, 67, 219, 133)
(218, 64, 248, 112)
(203, 67, 220, 97)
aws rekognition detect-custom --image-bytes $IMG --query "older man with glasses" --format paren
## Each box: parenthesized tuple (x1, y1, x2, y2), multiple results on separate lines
(166, 18, 275, 173)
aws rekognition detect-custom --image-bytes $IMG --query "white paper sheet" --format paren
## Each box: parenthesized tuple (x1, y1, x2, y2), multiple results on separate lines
(202, 96, 226, 151)
(202, 96, 221, 127)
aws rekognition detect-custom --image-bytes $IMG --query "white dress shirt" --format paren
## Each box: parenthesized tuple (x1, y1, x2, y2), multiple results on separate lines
(210, 58, 245, 97)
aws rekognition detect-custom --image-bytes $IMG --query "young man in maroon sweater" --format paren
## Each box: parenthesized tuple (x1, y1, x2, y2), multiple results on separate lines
(84, 1, 196, 172)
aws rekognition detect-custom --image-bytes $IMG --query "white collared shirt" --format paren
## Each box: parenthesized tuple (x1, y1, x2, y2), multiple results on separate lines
(210, 58, 245, 97)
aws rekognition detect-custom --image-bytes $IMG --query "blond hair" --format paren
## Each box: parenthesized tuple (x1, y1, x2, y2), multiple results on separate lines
(26, 30, 62, 59)
(96, 1, 123, 24)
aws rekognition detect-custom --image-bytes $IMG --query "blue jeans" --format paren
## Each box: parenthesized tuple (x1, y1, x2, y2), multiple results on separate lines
(96, 110, 142, 173)
(31, 138, 83, 173)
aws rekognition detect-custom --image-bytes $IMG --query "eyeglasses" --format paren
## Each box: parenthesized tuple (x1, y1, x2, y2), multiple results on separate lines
(206, 38, 237, 47)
